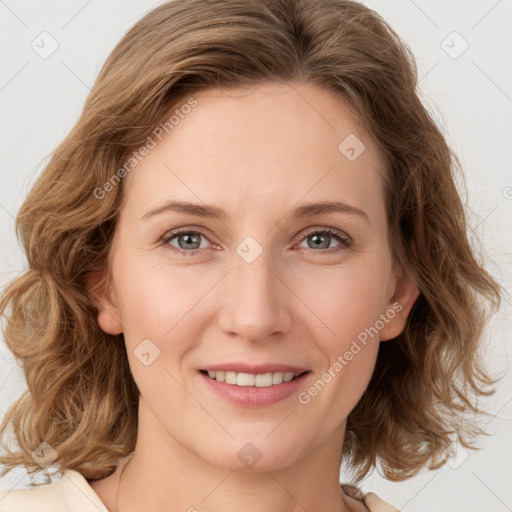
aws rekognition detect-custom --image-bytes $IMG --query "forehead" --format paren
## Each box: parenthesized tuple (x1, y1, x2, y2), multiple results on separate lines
(122, 82, 386, 224)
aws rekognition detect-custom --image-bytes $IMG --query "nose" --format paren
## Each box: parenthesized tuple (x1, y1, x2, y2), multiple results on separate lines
(217, 247, 293, 343)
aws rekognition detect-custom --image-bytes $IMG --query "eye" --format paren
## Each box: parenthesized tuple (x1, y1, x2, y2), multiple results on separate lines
(161, 229, 213, 255)
(296, 228, 353, 254)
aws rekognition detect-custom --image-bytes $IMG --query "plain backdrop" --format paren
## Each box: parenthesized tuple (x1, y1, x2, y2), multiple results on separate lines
(0, 1, 511, 511)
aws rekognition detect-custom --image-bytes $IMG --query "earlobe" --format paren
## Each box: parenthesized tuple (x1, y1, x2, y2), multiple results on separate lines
(379, 266, 420, 342)
(83, 269, 123, 335)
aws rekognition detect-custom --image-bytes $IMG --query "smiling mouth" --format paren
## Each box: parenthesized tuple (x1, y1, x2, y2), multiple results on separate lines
(199, 369, 310, 387)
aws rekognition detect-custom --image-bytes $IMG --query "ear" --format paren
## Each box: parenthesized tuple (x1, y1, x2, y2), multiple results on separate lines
(379, 264, 420, 342)
(83, 268, 123, 335)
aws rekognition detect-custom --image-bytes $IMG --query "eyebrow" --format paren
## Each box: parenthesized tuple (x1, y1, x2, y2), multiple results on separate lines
(140, 200, 370, 223)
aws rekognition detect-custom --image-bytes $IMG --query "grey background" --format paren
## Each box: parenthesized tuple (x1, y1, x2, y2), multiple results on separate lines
(1, 1, 511, 510)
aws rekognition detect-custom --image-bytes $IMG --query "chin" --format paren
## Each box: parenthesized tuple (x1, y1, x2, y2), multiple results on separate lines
(200, 438, 302, 473)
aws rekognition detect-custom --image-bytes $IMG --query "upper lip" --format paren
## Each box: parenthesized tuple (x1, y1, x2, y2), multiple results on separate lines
(201, 363, 310, 375)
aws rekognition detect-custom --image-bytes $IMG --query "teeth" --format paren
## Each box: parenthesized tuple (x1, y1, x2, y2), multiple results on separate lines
(205, 370, 300, 387)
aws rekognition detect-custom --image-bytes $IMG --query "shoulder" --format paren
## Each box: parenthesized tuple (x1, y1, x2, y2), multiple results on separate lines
(0, 470, 108, 512)
(0, 476, 67, 512)
(342, 483, 402, 512)
(364, 491, 402, 512)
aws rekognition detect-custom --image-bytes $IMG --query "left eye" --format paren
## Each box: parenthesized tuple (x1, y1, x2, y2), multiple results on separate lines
(161, 228, 352, 254)
(297, 229, 351, 251)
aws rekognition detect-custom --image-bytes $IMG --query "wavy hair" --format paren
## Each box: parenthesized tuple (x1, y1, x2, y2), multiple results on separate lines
(0, 0, 503, 483)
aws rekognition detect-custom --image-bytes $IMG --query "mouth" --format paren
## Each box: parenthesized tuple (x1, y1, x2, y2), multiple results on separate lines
(199, 369, 311, 387)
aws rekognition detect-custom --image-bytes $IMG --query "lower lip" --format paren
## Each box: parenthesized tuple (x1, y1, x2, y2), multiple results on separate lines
(199, 371, 310, 407)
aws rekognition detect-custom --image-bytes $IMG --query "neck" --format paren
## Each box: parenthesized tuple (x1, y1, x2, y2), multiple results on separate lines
(112, 398, 353, 512)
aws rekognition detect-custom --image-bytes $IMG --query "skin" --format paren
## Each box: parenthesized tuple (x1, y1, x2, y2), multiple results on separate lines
(86, 81, 419, 512)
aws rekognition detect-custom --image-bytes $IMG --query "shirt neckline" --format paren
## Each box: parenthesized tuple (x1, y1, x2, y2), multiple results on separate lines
(61, 470, 109, 512)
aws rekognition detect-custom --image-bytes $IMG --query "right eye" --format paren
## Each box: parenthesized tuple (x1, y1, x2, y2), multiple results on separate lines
(161, 229, 214, 255)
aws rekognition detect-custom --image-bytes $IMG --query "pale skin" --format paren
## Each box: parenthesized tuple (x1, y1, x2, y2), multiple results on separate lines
(86, 82, 419, 512)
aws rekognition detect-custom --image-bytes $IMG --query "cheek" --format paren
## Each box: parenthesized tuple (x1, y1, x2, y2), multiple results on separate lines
(297, 276, 382, 425)
(293, 259, 390, 342)
(292, 261, 386, 406)
(303, 342, 378, 435)
(113, 258, 217, 398)
(113, 252, 207, 336)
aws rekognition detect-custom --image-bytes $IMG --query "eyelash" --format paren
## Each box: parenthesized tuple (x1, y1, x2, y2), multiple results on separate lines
(160, 227, 353, 256)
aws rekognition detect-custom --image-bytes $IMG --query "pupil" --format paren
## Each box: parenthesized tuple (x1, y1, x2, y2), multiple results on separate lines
(182, 233, 198, 249)
(310, 234, 328, 249)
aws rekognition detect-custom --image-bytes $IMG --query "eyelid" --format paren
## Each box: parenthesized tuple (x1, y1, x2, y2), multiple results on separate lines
(297, 226, 352, 243)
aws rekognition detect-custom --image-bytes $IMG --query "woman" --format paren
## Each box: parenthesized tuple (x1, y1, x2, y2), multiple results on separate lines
(0, 1, 503, 511)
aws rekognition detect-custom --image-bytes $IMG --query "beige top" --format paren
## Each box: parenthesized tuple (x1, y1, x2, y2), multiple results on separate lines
(0, 470, 401, 511)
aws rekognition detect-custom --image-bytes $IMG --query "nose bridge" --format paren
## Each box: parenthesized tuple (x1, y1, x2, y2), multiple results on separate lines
(218, 240, 291, 340)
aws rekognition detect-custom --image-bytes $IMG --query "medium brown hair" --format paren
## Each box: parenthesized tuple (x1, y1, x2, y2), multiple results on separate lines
(0, 0, 503, 483)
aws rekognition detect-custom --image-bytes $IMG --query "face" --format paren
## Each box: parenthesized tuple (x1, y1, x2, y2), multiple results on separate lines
(89, 82, 418, 472)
